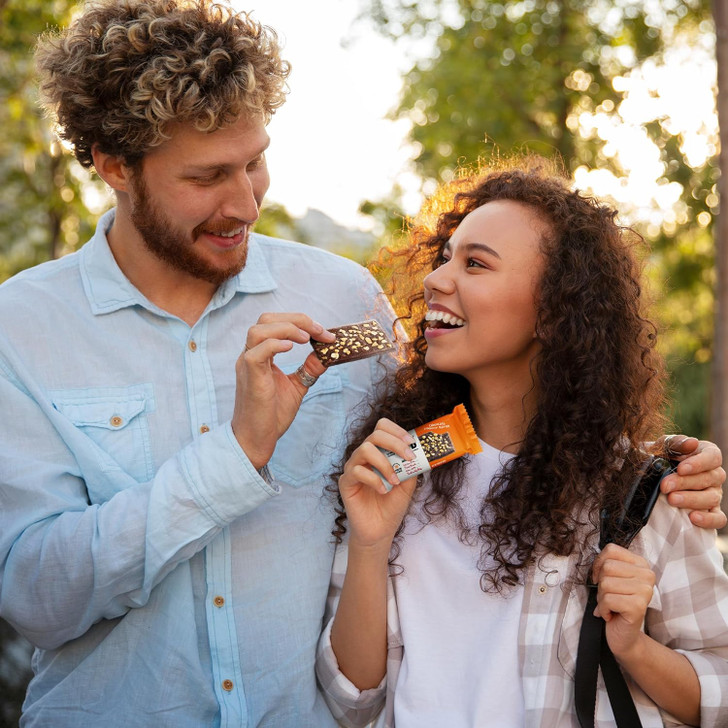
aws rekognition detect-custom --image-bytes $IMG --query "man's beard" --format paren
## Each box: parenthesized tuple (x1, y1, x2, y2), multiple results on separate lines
(128, 173, 249, 286)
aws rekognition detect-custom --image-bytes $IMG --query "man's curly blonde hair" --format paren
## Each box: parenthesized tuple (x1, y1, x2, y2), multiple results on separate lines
(35, 0, 290, 168)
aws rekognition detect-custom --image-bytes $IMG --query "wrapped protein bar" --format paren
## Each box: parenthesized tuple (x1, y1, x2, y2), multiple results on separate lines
(376, 404, 482, 491)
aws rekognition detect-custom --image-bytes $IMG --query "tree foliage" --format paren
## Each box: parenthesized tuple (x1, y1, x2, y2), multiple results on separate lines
(363, 0, 707, 178)
(0, 0, 113, 282)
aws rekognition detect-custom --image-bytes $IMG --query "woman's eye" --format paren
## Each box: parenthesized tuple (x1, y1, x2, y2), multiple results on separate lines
(466, 258, 486, 269)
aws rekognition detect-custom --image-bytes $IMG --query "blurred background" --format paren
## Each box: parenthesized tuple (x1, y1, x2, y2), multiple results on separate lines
(1, 0, 725, 724)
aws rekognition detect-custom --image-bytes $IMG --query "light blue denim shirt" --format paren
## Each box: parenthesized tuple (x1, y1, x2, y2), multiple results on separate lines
(0, 209, 395, 727)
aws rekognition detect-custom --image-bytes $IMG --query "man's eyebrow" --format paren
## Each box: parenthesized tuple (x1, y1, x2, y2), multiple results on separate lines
(180, 163, 228, 174)
(181, 141, 270, 174)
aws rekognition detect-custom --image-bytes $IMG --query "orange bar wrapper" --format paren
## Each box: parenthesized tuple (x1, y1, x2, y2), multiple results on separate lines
(375, 404, 482, 492)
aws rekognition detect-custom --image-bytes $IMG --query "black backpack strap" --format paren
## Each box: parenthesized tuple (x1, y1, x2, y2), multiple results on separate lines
(599, 633, 642, 727)
(574, 586, 643, 728)
(574, 455, 676, 727)
(574, 586, 601, 728)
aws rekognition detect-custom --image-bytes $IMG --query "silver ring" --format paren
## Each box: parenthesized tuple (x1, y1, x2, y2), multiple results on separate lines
(295, 364, 318, 388)
(663, 434, 680, 457)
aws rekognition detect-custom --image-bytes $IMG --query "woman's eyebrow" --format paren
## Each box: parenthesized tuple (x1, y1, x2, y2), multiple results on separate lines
(463, 242, 502, 259)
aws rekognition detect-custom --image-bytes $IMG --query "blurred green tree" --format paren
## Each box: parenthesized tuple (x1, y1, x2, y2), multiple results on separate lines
(0, 0, 112, 283)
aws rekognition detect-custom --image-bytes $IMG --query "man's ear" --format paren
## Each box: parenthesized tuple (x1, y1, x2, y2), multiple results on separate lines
(91, 144, 133, 192)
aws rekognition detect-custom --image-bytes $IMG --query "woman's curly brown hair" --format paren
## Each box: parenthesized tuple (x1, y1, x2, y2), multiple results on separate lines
(35, 0, 290, 168)
(331, 157, 668, 591)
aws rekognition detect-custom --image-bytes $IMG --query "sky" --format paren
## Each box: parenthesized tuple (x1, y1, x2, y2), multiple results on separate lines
(232, 0, 421, 229)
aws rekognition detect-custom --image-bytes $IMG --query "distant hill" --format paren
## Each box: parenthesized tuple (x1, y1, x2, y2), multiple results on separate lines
(296, 209, 376, 255)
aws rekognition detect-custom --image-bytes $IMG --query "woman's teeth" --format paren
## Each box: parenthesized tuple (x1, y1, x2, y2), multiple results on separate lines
(425, 310, 465, 327)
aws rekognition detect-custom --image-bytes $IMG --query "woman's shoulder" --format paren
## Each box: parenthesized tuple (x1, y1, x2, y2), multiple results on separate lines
(633, 494, 724, 578)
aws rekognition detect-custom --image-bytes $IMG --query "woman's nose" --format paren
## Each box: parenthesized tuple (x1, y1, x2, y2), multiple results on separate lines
(424, 259, 456, 295)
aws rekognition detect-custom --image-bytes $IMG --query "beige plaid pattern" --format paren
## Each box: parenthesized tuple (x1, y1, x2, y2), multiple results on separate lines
(316, 496, 728, 727)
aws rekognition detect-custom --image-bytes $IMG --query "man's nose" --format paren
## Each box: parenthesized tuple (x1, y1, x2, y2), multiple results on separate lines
(220, 172, 262, 223)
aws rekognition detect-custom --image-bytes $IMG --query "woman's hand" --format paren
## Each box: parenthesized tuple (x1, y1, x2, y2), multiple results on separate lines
(231, 312, 335, 470)
(591, 543, 656, 661)
(591, 543, 702, 725)
(339, 418, 420, 551)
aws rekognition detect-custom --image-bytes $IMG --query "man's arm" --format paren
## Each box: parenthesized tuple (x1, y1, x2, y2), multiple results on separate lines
(0, 315, 332, 651)
(0, 356, 284, 650)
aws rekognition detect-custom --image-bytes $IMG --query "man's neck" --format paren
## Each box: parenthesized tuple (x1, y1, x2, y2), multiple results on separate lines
(106, 211, 218, 327)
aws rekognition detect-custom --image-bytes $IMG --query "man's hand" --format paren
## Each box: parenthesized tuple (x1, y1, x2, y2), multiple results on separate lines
(231, 313, 335, 471)
(657, 435, 726, 529)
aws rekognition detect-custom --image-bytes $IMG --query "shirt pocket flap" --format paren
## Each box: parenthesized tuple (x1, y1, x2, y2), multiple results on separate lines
(52, 396, 147, 430)
(49, 385, 156, 487)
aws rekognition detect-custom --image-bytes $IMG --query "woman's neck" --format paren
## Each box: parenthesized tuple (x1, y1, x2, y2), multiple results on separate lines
(467, 368, 538, 454)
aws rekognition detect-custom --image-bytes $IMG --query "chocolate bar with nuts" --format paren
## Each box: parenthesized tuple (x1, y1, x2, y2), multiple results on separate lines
(418, 431, 455, 462)
(311, 320, 394, 367)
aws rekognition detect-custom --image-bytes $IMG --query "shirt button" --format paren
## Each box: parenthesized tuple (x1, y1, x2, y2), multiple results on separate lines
(200, 425, 210, 434)
(538, 585, 547, 594)
(110, 416, 123, 427)
(222, 679, 234, 692)
(189, 340, 197, 352)
(213, 595, 225, 607)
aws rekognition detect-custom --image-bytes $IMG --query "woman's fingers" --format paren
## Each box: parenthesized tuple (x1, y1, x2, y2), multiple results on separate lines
(592, 544, 655, 621)
(341, 422, 416, 492)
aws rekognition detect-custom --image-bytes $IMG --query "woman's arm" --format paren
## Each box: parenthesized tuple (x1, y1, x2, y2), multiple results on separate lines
(592, 543, 701, 725)
(329, 419, 419, 689)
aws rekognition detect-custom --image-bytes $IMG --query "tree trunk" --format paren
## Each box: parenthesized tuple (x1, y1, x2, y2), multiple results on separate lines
(713, 0, 728, 530)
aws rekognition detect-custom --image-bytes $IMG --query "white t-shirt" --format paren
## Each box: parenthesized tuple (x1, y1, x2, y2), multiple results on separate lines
(392, 440, 525, 728)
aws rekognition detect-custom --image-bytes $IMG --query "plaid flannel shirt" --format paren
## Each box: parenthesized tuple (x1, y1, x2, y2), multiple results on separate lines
(316, 495, 728, 728)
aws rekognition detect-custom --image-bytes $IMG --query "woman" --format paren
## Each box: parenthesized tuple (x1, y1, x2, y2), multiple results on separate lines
(315, 159, 728, 727)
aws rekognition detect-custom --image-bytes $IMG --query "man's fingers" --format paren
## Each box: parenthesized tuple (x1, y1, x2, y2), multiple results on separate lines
(238, 338, 294, 373)
(303, 351, 327, 377)
(253, 313, 336, 342)
(689, 507, 728, 530)
(659, 434, 698, 457)
(672, 440, 722, 472)
(245, 321, 317, 351)
(664, 478, 723, 506)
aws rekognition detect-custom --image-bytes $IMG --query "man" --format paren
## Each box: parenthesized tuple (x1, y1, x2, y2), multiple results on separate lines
(0, 2, 723, 727)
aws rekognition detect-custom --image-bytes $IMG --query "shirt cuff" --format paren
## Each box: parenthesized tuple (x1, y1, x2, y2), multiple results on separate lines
(316, 618, 387, 710)
(179, 421, 280, 526)
(678, 649, 728, 727)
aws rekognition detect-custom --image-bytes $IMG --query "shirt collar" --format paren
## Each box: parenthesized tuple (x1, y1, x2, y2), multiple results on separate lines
(80, 209, 277, 315)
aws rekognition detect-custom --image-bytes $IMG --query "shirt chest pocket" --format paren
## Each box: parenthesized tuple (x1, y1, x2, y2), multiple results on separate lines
(50, 384, 156, 488)
(269, 368, 346, 488)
